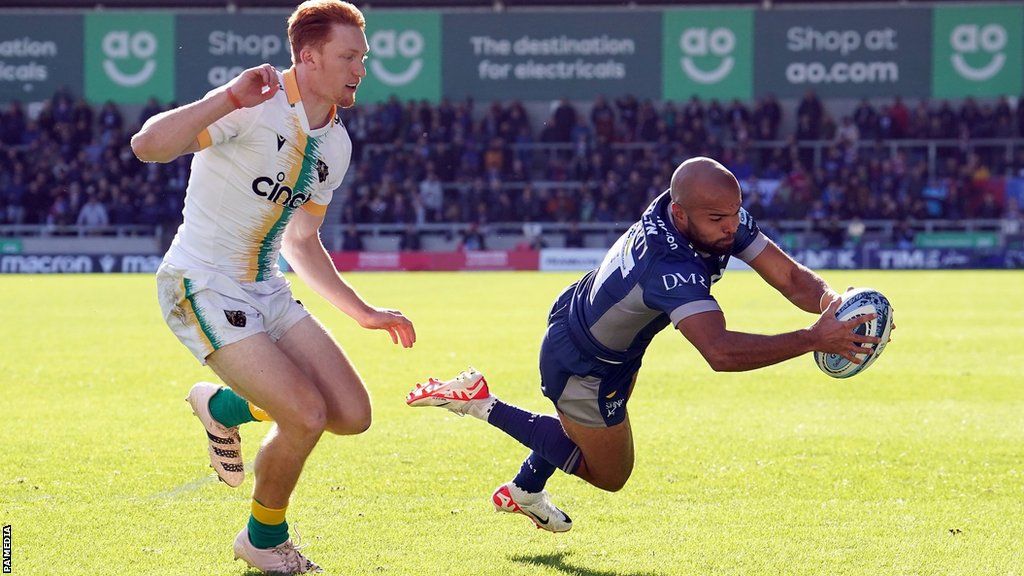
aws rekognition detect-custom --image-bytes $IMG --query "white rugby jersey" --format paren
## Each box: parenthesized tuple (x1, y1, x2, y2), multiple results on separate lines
(163, 68, 350, 282)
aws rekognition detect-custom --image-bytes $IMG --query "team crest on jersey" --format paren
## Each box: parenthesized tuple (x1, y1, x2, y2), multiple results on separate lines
(316, 159, 329, 184)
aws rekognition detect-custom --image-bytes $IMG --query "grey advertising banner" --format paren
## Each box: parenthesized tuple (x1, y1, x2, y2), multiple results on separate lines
(175, 13, 292, 103)
(754, 8, 931, 98)
(0, 15, 83, 102)
(442, 12, 661, 100)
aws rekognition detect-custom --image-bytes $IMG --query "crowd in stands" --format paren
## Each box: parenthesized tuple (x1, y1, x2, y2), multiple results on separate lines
(342, 91, 1024, 229)
(2, 88, 1024, 240)
(0, 89, 186, 231)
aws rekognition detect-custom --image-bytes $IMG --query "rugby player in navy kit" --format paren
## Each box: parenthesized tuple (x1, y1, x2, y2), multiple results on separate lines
(408, 157, 879, 532)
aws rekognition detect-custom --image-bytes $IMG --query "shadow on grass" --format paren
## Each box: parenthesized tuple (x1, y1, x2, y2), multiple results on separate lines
(511, 551, 664, 576)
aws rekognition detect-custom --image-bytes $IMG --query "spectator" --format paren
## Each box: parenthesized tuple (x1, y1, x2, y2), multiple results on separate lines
(138, 97, 162, 126)
(889, 96, 910, 138)
(853, 98, 877, 139)
(892, 219, 915, 249)
(797, 89, 823, 135)
(108, 190, 134, 225)
(552, 99, 577, 142)
(341, 225, 364, 251)
(615, 94, 639, 136)
(819, 215, 845, 248)
(458, 223, 486, 251)
(0, 101, 26, 146)
(564, 222, 584, 248)
(98, 101, 123, 133)
(399, 224, 421, 251)
(835, 116, 859, 146)
(137, 192, 163, 226)
(76, 194, 109, 229)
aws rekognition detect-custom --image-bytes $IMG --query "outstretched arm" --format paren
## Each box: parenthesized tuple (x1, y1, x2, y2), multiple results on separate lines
(282, 208, 416, 348)
(747, 239, 838, 313)
(676, 298, 877, 372)
(131, 64, 279, 163)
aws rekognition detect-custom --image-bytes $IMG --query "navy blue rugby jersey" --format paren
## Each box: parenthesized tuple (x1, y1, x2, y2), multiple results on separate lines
(564, 190, 769, 364)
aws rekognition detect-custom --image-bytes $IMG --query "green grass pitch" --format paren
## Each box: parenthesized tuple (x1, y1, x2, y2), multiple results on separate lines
(2, 270, 1023, 575)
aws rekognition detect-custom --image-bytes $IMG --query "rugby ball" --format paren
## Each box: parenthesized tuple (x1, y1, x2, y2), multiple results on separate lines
(814, 288, 894, 379)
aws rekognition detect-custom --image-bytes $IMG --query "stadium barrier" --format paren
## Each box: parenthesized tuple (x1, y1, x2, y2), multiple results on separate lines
(3, 247, 1022, 274)
(0, 253, 162, 273)
(539, 247, 1024, 272)
(329, 250, 539, 271)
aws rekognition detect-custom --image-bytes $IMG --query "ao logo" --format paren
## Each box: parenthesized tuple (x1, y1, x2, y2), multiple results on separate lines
(950, 24, 1006, 81)
(102, 30, 158, 87)
(369, 29, 423, 87)
(679, 27, 735, 84)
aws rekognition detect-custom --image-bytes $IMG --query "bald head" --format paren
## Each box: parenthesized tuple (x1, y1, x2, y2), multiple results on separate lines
(667, 157, 743, 256)
(669, 157, 741, 209)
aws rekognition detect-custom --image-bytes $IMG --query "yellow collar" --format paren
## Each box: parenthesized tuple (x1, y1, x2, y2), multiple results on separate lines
(282, 67, 337, 132)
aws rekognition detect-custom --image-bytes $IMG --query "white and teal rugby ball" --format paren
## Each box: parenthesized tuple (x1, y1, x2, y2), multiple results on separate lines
(814, 288, 894, 379)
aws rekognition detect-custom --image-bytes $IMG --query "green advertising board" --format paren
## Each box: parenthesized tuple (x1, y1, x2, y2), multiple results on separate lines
(5, 6, 1024, 106)
(0, 15, 83, 102)
(175, 14, 291, 104)
(755, 8, 931, 97)
(932, 4, 1023, 98)
(443, 12, 660, 101)
(662, 9, 753, 101)
(85, 12, 175, 104)
(360, 11, 441, 104)
(915, 232, 999, 249)
(0, 239, 22, 254)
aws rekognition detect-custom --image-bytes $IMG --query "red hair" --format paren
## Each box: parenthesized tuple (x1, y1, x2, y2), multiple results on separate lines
(288, 0, 365, 64)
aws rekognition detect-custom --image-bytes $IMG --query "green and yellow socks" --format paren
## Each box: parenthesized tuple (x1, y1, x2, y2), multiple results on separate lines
(249, 499, 289, 548)
(208, 387, 272, 427)
(207, 389, 285, 549)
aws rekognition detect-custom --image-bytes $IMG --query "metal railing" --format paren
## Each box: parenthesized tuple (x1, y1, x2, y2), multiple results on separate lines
(0, 224, 161, 238)
(0, 219, 1017, 256)
(325, 218, 1012, 238)
(0, 220, 1009, 241)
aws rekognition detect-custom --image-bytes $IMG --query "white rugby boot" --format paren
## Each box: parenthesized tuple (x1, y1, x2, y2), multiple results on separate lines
(406, 368, 492, 416)
(185, 382, 244, 487)
(233, 528, 322, 574)
(492, 482, 573, 533)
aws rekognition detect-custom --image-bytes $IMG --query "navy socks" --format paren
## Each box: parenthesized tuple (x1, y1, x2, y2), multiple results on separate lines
(486, 401, 583, 492)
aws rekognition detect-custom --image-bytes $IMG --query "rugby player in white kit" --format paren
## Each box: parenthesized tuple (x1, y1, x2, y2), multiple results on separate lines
(132, 2, 414, 573)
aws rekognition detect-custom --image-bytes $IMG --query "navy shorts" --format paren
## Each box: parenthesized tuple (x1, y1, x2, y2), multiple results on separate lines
(538, 287, 641, 428)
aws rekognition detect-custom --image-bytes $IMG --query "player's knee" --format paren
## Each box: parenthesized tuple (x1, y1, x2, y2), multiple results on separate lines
(296, 407, 328, 438)
(596, 475, 630, 493)
(591, 464, 632, 492)
(279, 397, 328, 439)
(326, 408, 371, 436)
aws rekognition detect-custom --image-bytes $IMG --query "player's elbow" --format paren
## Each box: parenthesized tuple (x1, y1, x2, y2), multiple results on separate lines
(707, 356, 731, 372)
(131, 131, 173, 163)
(701, 346, 735, 372)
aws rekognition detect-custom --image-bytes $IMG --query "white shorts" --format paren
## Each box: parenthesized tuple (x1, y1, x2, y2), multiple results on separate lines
(156, 262, 309, 364)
